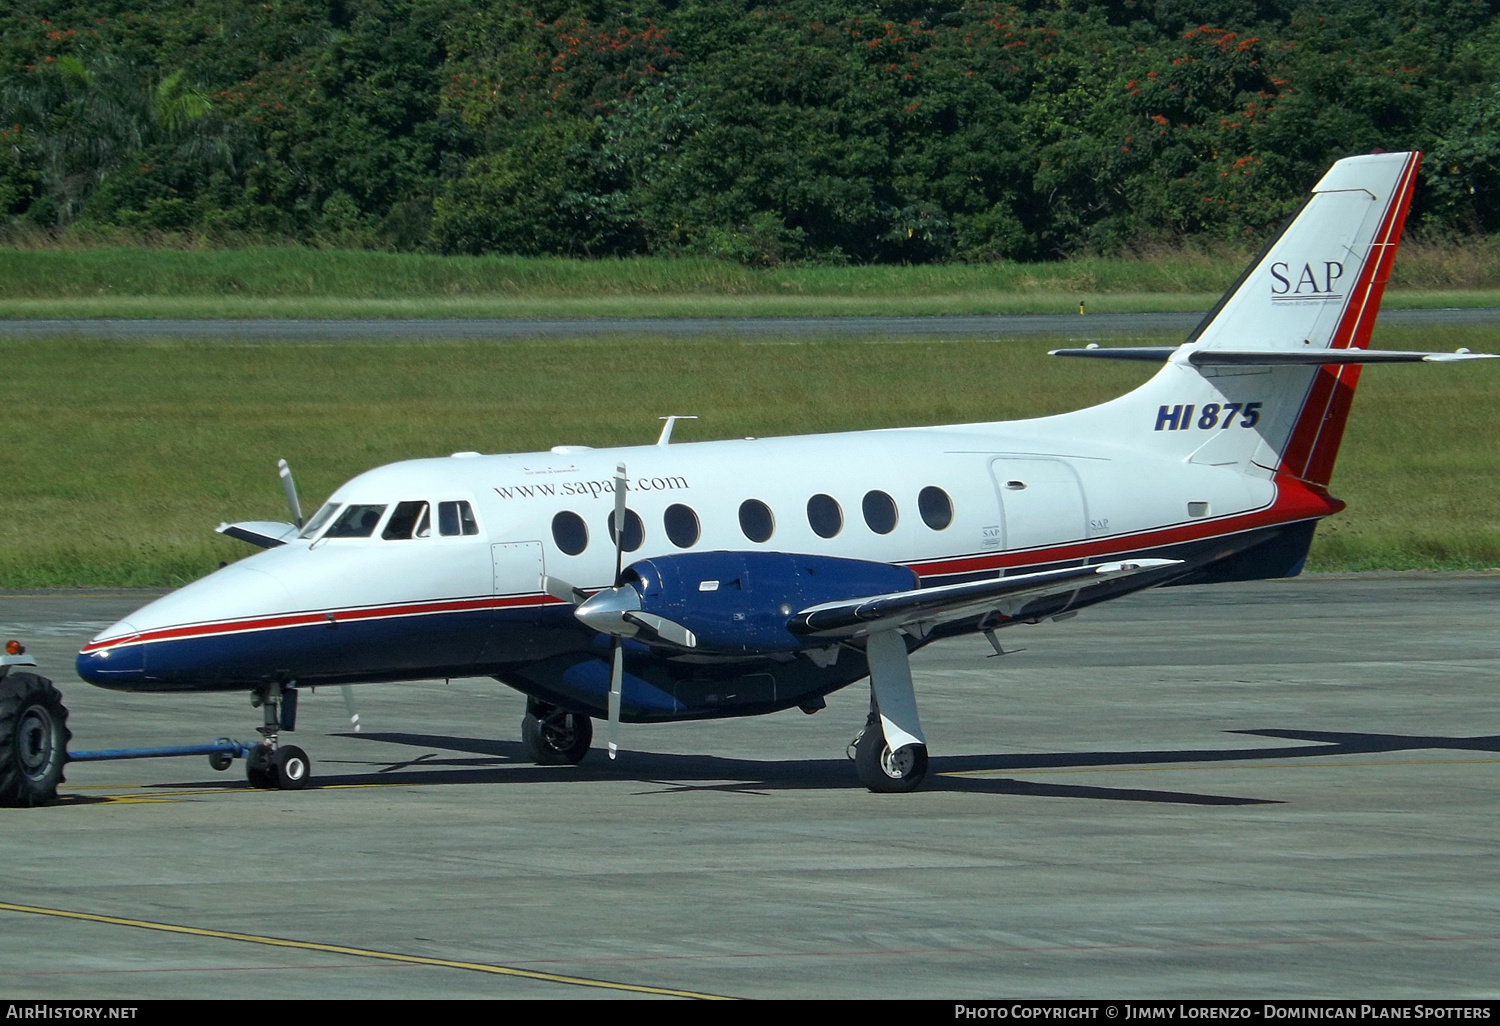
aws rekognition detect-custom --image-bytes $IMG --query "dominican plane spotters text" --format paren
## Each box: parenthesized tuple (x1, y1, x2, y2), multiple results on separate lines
(76, 151, 1495, 792)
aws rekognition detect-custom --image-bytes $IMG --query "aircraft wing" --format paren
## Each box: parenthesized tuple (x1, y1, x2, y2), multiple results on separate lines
(216, 520, 299, 548)
(788, 558, 1183, 638)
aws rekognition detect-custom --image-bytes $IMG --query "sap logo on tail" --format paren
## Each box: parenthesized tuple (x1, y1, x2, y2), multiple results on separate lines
(1270, 261, 1344, 301)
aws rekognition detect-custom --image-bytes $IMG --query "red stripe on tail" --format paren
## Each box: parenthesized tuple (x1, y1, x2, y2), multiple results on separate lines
(1278, 152, 1422, 486)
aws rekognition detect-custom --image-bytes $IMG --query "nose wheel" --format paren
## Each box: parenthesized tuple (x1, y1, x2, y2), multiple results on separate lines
(244, 682, 312, 790)
(246, 742, 310, 790)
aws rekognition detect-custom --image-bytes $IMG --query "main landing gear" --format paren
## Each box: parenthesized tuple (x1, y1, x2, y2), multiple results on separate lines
(850, 630, 930, 793)
(852, 709, 930, 793)
(227, 681, 311, 791)
(521, 698, 593, 765)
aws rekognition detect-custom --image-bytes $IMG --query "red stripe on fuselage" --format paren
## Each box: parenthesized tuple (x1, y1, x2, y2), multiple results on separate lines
(908, 473, 1340, 578)
(79, 591, 567, 653)
(83, 478, 1343, 654)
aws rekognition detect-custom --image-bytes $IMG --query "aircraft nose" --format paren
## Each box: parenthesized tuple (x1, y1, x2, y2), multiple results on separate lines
(77, 622, 147, 688)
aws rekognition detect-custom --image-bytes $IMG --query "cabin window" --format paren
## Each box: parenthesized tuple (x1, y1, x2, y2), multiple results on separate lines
(325, 504, 387, 538)
(862, 490, 898, 534)
(918, 487, 953, 530)
(663, 503, 700, 548)
(438, 500, 479, 537)
(552, 511, 588, 555)
(739, 499, 775, 543)
(806, 494, 843, 539)
(299, 502, 341, 539)
(608, 508, 645, 552)
(382, 501, 431, 540)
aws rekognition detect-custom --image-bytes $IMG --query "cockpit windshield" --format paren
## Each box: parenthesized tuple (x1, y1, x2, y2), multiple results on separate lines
(298, 502, 342, 539)
(323, 504, 387, 538)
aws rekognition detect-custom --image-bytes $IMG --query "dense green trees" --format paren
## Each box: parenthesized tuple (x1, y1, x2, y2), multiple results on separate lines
(3, 1, 1497, 261)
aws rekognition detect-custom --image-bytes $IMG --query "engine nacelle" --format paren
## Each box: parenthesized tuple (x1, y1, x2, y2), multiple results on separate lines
(623, 551, 915, 654)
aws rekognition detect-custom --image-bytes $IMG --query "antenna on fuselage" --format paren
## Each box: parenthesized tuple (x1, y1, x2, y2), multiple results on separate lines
(656, 416, 697, 446)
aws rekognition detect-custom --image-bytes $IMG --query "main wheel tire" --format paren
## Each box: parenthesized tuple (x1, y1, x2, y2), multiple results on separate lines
(854, 719, 928, 793)
(0, 672, 71, 807)
(271, 745, 310, 790)
(245, 744, 277, 789)
(522, 708, 593, 765)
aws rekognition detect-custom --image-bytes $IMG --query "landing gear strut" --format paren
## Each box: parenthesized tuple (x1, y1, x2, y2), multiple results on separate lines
(521, 698, 593, 765)
(851, 630, 930, 793)
(246, 682, 311, 790)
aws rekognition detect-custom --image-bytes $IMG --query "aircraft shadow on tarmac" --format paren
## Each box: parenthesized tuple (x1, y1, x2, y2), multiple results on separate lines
(130, 727, 1498, 806)
(215, 726, 1500, 804)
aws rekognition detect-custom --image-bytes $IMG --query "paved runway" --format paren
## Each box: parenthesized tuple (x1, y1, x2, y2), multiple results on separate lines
(0, 306, 1497, 340)
(1, 574, 1497, 998)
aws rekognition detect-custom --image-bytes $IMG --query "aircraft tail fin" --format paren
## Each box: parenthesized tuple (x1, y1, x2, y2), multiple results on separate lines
(1072, 151, 1421, 487)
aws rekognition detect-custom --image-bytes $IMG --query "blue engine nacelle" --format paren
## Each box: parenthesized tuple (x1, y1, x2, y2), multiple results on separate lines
(622, 551, 916, 654)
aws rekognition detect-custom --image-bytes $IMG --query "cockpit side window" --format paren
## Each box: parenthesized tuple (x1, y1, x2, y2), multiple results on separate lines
(382, 501, 430, 540)
(324, 503, 387, 538)
(299, 502, 341, 539)
(438, 500, 479, 537)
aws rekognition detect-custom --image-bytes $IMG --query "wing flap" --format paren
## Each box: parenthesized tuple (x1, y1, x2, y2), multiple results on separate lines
(790, 558, 1183, 638)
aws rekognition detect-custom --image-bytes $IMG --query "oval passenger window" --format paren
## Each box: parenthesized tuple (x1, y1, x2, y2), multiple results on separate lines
(918, 486, 953, 530)
(862, 490, 898, 534)
(739, 499, 775, 543)
(607, 508, 645, 552)
(663, 503, 700, 548)
(806, 494, 843, 539)
(551, 511, 588, 555)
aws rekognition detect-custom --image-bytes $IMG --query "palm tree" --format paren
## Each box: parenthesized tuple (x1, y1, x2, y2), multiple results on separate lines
(3, 56, 222, 226)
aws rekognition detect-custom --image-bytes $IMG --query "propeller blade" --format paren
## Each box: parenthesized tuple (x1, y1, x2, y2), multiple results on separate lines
(612, 462, 627, 585)
(278, 459, 304, 529)
(607, 638, 623, 760)
(542, 575, 587, 605)
(341, 685, 361, 732)
(623, 610, 698, 649)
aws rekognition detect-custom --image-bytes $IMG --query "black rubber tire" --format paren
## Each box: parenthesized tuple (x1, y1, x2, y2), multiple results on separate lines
(208, 751, 233, 772)
(854, 718, 928, 793)
(245, 744, 277, 789)
(272, 745, 311, 790)
(522, 707, 593, 765)
(0, 672, 71, 807)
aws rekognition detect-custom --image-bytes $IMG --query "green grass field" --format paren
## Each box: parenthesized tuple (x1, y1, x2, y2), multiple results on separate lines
(3, 322, 1496, 587)
(1, 243, 1498, 319)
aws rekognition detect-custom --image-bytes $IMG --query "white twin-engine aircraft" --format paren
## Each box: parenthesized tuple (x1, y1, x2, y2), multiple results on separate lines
(77, 151, 1493, 792)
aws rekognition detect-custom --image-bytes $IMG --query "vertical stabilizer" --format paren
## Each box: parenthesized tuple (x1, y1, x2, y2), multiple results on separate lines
(1074, 151, 1421, 487)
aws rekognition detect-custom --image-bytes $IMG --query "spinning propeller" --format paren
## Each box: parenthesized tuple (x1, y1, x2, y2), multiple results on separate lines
(540, 463, 696, 760)
(278, 458, 360, 732)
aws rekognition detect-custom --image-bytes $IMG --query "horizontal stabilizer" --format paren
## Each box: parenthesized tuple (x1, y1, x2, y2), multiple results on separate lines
(790, 558, 1182, 637)
(1049, 345, 1180, 362)
(1188, 348, 1497, 367)
(1051, 346, 1496, 366)
(216, 520, 298, 549)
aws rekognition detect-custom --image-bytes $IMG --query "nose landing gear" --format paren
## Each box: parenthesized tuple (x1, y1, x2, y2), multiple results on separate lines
(244, 682, 311, 791)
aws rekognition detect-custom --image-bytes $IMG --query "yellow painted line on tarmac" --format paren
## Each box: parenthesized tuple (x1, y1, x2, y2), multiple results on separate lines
(0, 901, 735, 1000)
(941, 757, 1500, 778)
